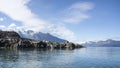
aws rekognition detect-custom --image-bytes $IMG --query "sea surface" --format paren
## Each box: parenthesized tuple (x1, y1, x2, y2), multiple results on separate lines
(0, 47, 120, 68)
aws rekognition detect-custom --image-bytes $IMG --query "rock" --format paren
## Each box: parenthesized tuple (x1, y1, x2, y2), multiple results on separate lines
(0, 31, 83, 49)
(0, 31, 20, 38)
(0, 31, 21, 48)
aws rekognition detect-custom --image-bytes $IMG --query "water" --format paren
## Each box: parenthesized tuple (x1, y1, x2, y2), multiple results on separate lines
(0, 47, 120, 68)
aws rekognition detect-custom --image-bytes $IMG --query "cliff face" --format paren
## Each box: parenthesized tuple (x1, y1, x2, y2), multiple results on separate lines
(0, 31, 20, 48)
(0, 31, 20, 38)
(0, 31, 83, 49)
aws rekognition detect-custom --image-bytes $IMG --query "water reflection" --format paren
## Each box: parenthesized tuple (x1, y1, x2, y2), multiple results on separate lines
(0, 48, 74, 68)
(0, 47, 120, 68)
(0, 48, 19, 62)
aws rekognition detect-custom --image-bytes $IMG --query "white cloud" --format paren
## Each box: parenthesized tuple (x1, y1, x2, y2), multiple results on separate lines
(0, 0, 77, 42)
(0, 1, 95, 43)
(8, 23, 16, 28)
(47, 24, 77, 42)
(0, 18, 4, 21)
(0, 24, 16, 31)
(62, 2, 94, 23)
(69, 2, 94, 11)
(0, 25, 6, 30)
(0, 0, 45, 30)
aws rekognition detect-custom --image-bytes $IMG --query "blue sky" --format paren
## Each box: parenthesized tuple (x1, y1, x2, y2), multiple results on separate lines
(0, 0, 120, 43)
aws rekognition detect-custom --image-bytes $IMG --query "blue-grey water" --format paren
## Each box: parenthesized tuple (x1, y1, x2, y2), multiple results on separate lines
(0, 47, 120, 68)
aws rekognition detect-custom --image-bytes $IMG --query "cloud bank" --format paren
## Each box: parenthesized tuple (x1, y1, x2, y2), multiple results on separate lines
(0, 0, 93, 42)
(0, 0, 79, 42)
(0, 0, 46, 31)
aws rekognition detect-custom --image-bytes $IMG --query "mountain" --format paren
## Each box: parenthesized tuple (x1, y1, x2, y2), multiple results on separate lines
(17, 30, 67, 43)
(82, 39, 120, 47)
(0, 30, 83, 49)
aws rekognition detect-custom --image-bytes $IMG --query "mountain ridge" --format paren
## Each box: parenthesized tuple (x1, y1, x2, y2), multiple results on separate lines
(17, 30, 67, 43)
(82, 39, 120, 47)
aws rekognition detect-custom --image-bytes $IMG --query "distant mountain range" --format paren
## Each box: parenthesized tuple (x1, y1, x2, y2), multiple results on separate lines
(82, 39, 120, 47)
(17, 30, 67, 43)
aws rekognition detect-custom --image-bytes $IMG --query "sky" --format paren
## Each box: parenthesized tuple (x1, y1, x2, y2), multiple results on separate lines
(0, 0, 120, 43)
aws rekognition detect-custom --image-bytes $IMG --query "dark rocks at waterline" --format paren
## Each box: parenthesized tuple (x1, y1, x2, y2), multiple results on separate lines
(0, 31, 83, 49)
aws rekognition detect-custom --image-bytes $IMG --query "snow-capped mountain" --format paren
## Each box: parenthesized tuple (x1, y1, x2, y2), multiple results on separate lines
(17, 30, 67, 43)
(82, 39, 120, 47)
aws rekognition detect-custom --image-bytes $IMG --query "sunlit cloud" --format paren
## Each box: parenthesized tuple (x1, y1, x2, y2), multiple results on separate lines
(62, 2, 94, 24)
(0, 17, 4, 21)
(0, 0, 46, 31)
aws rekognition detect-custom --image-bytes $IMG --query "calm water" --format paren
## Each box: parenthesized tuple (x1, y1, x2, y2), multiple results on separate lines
(0, 47, 120, 68)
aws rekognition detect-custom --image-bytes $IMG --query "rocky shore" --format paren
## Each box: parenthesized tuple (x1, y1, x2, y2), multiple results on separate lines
(0, 31, 83, 49)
